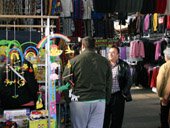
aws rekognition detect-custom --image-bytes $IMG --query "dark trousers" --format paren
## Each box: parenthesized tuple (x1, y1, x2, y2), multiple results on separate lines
(160, 102, 170, 128)
(103, 91, 125, 128)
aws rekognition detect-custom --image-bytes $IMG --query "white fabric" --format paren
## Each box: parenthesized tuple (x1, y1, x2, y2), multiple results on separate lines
(165, 0, 170, 14)
(83, 0, 94, 19)
(60, 0, 73, 17)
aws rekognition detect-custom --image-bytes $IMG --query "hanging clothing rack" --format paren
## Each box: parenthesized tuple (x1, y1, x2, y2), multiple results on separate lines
(0, 24, 56, 28)
(0, 15, 59, 28)
(0, 15, 58, 19)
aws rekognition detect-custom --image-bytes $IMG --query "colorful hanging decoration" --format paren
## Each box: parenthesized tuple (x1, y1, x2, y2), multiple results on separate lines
(36, 92, 43, 109)
(37, 33, 70, 49)
(65, 45, 74, 54)
(9, 48, 24, 63)
(7, 47, 25, 98)
(37, 33, 70, 127)
(24, 46, 39, 65)
(0, 46, 7, 55)
(50, 44, 63, 57)
(0, 46, 7, 63)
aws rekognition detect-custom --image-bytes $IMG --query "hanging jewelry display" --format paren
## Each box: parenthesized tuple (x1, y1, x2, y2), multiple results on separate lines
(7, 47, 25, 98)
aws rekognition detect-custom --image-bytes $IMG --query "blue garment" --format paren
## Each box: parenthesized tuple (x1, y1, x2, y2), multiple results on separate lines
(73, 0, 83, 19)
(91, 11, 105, 20)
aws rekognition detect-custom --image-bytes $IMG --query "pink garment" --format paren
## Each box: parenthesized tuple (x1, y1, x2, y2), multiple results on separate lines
(155, 41, 162, 60)
(138, 41, 145, 58)
(144, 14, 150, 32)
(130, 40, 145, 58)
(167, 16, 170, 30)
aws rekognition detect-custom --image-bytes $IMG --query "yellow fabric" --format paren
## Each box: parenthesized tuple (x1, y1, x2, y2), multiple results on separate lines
(156, 61, 170, 98)
(153, 13, 158, 32)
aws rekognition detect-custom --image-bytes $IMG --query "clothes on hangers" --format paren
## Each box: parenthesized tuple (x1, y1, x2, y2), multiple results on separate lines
(73, 0, 84, 19)
(150, 66, 159, 88)
(0, 0, 3, 15)
(61, 18, 75, 36)
(60, 0, 73, 17)
(155, 0, 167, 14)
(82, 0, 93, 20)
(93, 0, 116, 13)
(129, 40, 145, 58)
(165, 0, 170, 14)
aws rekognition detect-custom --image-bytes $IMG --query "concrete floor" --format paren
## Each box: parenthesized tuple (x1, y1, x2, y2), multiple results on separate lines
(122, 87, 160, 128)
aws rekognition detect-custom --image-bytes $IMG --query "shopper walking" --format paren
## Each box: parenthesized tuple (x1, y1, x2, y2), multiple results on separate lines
(62, 36, 112, 128)
(103, 45, 132, 128)
(157, 47, 170, 128)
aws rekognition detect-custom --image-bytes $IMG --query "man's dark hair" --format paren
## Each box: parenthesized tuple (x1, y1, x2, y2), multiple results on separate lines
(111, 45, 120, 54)
(82, 36, 95, 50)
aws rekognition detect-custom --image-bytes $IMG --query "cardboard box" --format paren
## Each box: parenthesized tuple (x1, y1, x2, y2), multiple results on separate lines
(29, 119, 55, 128)
(3, 109, 30, 120)
(12, 116, 29, 128)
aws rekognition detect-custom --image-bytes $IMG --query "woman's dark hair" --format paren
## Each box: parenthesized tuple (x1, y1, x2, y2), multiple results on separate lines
(72, 43, 81, 56)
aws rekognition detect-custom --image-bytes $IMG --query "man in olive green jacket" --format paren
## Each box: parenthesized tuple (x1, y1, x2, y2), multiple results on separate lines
(157, 47, 170, 128)
(62, 37, 112, 128)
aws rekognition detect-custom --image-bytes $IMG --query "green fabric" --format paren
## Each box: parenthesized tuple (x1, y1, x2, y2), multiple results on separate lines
(56, 82, 70, 92)
(82, 99, 106, 103)
(62, 50, 112, 103)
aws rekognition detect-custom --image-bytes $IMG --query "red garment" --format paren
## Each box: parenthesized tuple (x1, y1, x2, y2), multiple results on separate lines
(21, 101, 34, 106)
(167, 16, 170, 30)
(147, 67, 153, 86)
(155, 0, 167, 13)
(150, 67, 159, 88)
(73, 19, 84, 37)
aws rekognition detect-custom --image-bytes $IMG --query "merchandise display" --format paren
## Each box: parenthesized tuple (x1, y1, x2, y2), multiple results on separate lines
(0, 0, 170, 128)
(0, 34, 72, 127)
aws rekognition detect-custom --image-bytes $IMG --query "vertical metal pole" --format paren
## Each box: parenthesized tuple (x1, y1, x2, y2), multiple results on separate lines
(58, 64, 61, 128)
(45, 20, 50, 111)
(6, 27, 8, 80)
(14, 20, 16, 40)
(29, 27, 32, 42)
(46, 16, 51, 128)
(120, 24, 122, 38)
(6, 27, 8, 40)
(41, 0, 44, 38)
